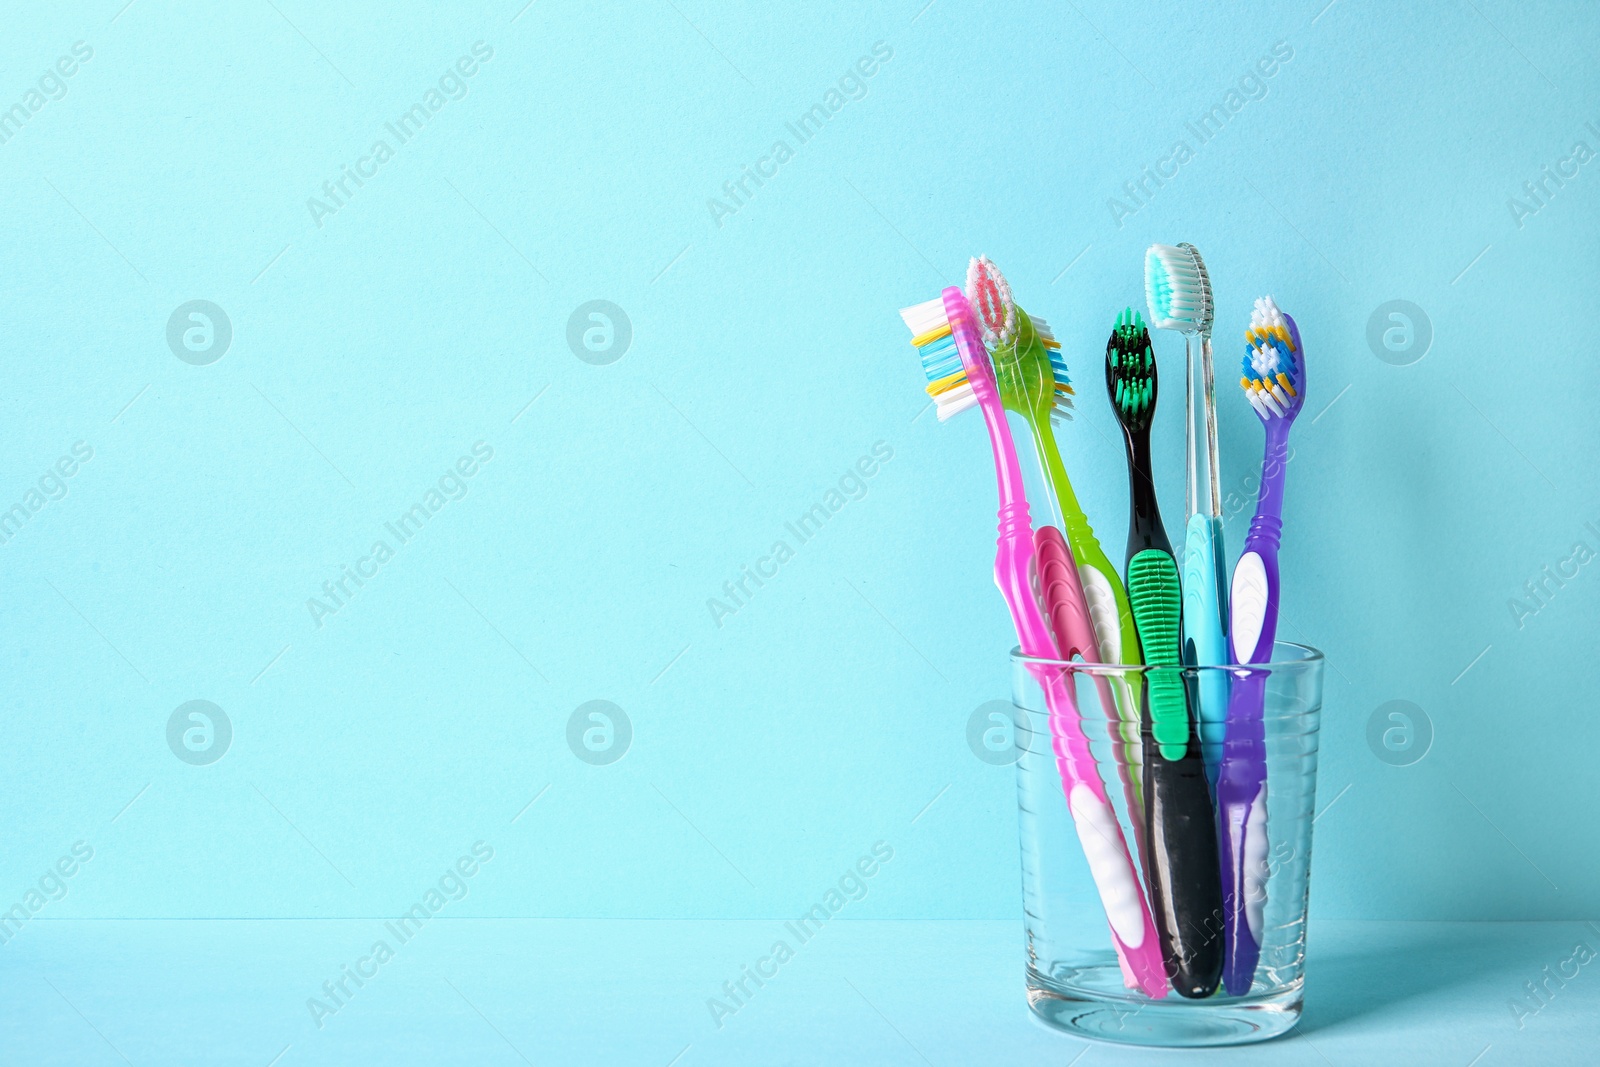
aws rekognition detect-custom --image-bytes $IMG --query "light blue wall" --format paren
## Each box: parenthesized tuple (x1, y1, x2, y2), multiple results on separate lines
(1, 0, 1595, 924)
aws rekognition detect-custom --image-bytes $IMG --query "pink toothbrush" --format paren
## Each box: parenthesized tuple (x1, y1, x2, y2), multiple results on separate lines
(902, 287, 1167, 997)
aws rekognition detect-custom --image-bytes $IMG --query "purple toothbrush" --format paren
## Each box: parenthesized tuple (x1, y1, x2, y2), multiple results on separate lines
(1218, 299, 1304, 996)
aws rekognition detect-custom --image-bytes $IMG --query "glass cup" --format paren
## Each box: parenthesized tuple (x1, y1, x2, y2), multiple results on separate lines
(1010, 642, 1323, 1047)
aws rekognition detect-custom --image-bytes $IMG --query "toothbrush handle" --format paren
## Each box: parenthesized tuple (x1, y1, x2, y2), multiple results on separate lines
(1182, 513, 1229, 782)
(1217, 422, 1290, 995)
(1037, 526, 1149, 881)
(1038, 422, 1146, 832)
(1202, 335, 1223, 516)
(1180, 328, 1228, 782)
(1185, 333, 1222, 517)
(950, 287, 1167, 996)
(1217, 669, 1269, 995)
(1127, 549, 1224, 998)
(1038, 416, 1136, 670)
(1032, 663, 1169, 998)
(945, 288, 1029, 511)
(1007, 516, 1166, 994)
(1218, 572, 1275, 995)
(1231, 422, 1289, 667)
(1035, 526, 1097, 662)
(1074, 554, 1148, 833)
(1013, 518, 1166, 996)
(1064, 518, 1144, 671)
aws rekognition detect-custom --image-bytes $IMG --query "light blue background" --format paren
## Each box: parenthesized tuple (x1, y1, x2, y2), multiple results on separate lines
(2, 0, 1596, 944)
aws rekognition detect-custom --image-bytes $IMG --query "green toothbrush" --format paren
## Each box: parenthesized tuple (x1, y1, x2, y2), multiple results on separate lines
(967, 257, 1146, 819)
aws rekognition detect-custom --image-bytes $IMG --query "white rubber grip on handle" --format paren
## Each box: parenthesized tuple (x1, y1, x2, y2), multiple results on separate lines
(1242, 783, 1268, 944)
(1078, 564, 1120, 663)
(1067, 783, 1147, 949)
(1230, 550, 1270, 664)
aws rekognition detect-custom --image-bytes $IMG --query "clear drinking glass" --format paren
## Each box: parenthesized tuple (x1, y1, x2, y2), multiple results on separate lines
(1011, 642, 1323, 1047)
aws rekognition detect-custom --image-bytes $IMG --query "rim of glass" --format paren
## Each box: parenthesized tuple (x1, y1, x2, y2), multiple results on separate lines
(1010, 640, 1324, 674)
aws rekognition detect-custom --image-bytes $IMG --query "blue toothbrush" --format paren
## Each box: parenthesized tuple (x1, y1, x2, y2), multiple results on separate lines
(1145, 243, 1229, 784)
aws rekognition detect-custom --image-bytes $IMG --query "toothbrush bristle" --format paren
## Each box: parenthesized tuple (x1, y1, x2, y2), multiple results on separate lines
(1239, 296, 1304, 422)
(1144, 243, 1213, 333)
(902, 274, 1074, 425)
(899, 296, 949, 337)
(966, 256, 1017, 348)
(1031, 315, 1074, 423)
(901, 297, 978, 421)
(961, 258, 1073, 423)
(1105, 307, 1157, 430)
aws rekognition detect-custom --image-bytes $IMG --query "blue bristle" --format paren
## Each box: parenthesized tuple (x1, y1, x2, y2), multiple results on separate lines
(1242, 333, 1298, 384)
(1048, 350, 1071, 387)
(918, 333, 962, 383)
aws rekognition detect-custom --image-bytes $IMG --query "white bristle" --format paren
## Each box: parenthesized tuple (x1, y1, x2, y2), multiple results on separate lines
(1248, 342, 1277, 378)
(899, 297, 948, 337)
(1250, 295, 1287, 336)
(935, 387, 978, 420)
(903, 288, 1073, 426)
(1240, 293, 1301, 423)
(1144, 243, 1214, 332)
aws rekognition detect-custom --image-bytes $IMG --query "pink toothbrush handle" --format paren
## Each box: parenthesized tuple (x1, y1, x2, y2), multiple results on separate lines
(1037, 526, 1151, 881)
(944, 288, 1166, 997)
(1033, 527, 1165, 994)
(1035, 664, 1168, 997)
(1034, 526, 1099, 661)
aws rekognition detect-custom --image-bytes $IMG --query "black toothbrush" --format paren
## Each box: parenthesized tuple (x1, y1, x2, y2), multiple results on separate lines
(1106, 309, 1224, 998)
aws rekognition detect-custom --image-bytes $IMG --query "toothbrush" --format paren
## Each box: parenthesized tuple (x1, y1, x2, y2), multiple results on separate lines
(1106, 308, 1224, 999)
(1218, 297, 1306, 995)
(965, 257, 1148, 843)
(903, 288, 1168, 998)
(1145, 244, 1229, 783)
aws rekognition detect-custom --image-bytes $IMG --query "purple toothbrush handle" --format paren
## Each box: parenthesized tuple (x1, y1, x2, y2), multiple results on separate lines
(1217, 669, 1269, 995)
(1218, 419, 1289, 996)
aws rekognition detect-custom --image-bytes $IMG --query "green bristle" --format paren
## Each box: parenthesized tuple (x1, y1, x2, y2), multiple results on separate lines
(1105, 308, 1157, 430)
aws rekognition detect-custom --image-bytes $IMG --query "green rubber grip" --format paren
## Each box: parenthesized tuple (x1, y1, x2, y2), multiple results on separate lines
(1127, 549, 1188, 762)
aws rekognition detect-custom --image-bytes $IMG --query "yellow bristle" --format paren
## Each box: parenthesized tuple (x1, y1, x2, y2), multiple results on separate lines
(1276, 372, 1296, 396)
(910, 324, 952, 348)
(926, 370, 966, 396)
(1247, 325, 1293, 350)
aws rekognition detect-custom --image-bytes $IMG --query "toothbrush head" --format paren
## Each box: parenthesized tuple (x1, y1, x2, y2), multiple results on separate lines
(967, 256, 1017, 348)
(1144, 243, 1213, 335)
(965, 256, 1075, 425)
(1239, 296, 1305, 422)
(1106, 307, 1158, 433)
(901, 295, 979, 421)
